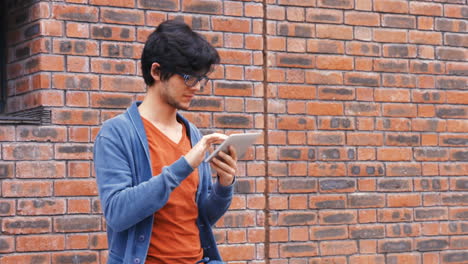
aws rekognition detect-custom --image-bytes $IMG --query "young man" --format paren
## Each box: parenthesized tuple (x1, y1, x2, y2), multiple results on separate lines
(94, 20, 238, 264)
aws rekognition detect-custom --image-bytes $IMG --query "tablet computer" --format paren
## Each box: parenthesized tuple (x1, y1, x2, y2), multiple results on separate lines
(204, 132, 262, 163)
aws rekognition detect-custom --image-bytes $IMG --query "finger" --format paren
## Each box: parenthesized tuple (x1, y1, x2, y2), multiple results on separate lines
(218, 151, 236, 170)
(228, 145, 238, 161)
(211, 156, 236, 175)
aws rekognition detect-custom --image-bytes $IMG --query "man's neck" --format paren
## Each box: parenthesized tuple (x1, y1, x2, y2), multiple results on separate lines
(138, 89, 178, 127)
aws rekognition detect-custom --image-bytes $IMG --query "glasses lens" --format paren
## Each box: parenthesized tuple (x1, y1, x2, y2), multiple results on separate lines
(199, 77, 208, 88)
(184, 75, 199, 87)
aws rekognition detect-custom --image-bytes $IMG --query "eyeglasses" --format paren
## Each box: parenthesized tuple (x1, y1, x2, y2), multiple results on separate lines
(175, 73, 209, 88)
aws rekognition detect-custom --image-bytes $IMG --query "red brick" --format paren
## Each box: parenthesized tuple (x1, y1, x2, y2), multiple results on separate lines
(374, 29, 407, 43)
(212, 17, 251, 33)
(17, 234, 65, 252)
(345, 11, 380, 26)
(374, 0, 408, 14)
(54, 179, 98, 196)
(53, 4, 98, 22)
(306, 8, 343, 24)
(316, 25, 353, 40)
(317, 0, 353, 9)
(0, 253, 50, 264)
(410, 2, 442, 16)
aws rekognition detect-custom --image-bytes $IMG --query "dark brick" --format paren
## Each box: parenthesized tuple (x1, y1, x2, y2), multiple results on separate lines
(320, 179, 354, 191)
(190, 99, 221, 108)
(415, 208, 446, 219)
(280, 179, 316, 191)
(55, 254, 97, 264)
(348, 77, 379, 86)
(283, 244, 315, 253)
(283, 213, 315, 225)
(381, 241, 411, 253)
(107, 45, 120, 56)
(443, 137, 468, 146)
(455, 180, 468, 190)
(6, 219, 49, 229)
(308, 149, 315, 160)
(0, 164, 11, 178)
(436, 78, 466, 89)
(279, 24, 289, 36)
(32, 199, 56, 208)
(60, 12, 97, 22)
(217, 82, 251, 90)
(57, 146, 93, 154)
(443, 252, 468, 263)
(0, 238, 10, 250)
(416, 149, 447, 158)
(279, 56, 313, 67)
(452, 151, 468, 161)
(347, 149, 355, 159)
(386, 45, 411, 58)
(74, 41, 87, 53)
(115, 64, 126, 72)
(234, 180, 252, 194)
(314, 228, 346, 238)
(321, 0, 351, 7)
(140, 0, 177, 10)
(321, 149, 340, 159)
(0, 202, 11, 214)
(185, 2, 220, 14)
(378, 179, 409, 190)
(436, 108, 466, 118)
(383, 15, 415, 29)
(445, 34, 468, 47)
(417, 239, 448, 251)
(98, 97, 132, 107)
(351, 166, 360, 175)
(92, 27, 112, 38)
(435, 18, 467, 32)
(351, 227, 384, 239)
(280, 149, 301, 159)
(321, 88, 353, 95)
(16, 46, 31, 58)
(295, 25, 313, 37)
(20, 128, 59, 139)
(454, 211, 468, 220)
(24, 23, 40, 38)
(103, 10, 141, 23)
(315, 200, 345, 209)
(120, 28, 130, 39)
(323, 213, 354, 223)
(223, 214, 245, 227)
(55, 217, 100, 232)
(388, 135, 419, 145)
(309, 14, 340, 23)
(348, 194, 384, 207)
(26, 58, 39, 69)
(437, 48, 466, 61)
(348, 103, 377, 113)
(60, 41, 72, 53)
(82, 111, 95, 121)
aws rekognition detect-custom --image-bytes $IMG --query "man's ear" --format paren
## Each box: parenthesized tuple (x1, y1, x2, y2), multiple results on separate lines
(150, 62, 161, 82)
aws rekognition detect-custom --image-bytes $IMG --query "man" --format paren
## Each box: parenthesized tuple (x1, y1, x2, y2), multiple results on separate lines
(94, 20, 237, 264)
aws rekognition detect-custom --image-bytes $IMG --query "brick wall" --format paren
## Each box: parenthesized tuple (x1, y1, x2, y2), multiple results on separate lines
(1, 0, 467, 263)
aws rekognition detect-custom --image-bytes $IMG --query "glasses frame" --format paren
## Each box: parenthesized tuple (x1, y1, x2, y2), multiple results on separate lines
(175, 72, 209, 88)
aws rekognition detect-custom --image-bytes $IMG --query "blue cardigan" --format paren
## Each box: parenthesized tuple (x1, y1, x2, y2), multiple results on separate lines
(94, 102, 233, 264)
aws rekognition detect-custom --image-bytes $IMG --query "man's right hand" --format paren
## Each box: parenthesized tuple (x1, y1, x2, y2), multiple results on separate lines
(185, 133, 227, 169)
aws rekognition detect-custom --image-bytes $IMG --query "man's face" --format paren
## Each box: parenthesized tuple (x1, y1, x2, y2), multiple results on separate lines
(159, 73, 201, 111)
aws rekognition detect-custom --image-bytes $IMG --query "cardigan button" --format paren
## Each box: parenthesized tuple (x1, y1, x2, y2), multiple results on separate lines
(139, 235, 145, 241)
(134, 258, 140, 264)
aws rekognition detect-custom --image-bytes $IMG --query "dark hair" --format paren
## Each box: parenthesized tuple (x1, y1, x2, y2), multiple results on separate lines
(141, 20, 220, 86)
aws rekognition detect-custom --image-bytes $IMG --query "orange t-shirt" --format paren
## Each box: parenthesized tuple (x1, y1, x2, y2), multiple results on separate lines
(142, 117, 203, 264)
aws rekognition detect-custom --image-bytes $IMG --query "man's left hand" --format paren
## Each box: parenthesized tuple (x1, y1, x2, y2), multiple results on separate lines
(211, 145, 238, 186)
